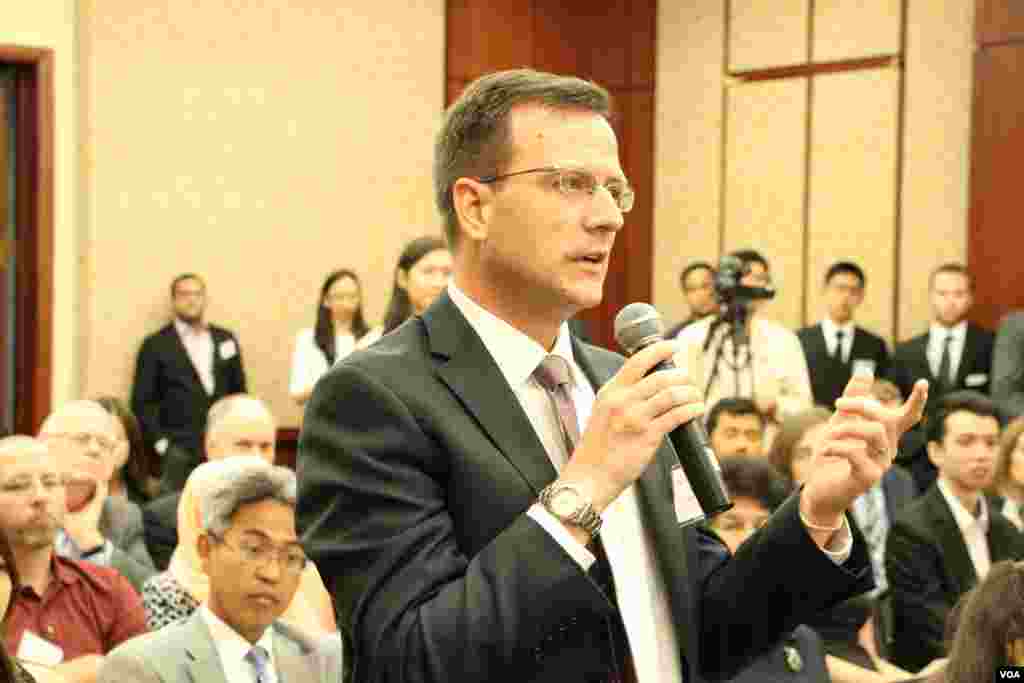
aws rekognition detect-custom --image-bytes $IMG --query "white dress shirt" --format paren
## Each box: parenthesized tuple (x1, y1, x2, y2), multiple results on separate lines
(1003, 497, 1023, 531)
(289, 328, 356, 397)
(448, 283, 850, 682)
(937, 478, 991, 579)
(928, 321, 967, 383)
(175, 318, 215, 395)
(821, 318, 855, 364)
(200, 605, 279, 683)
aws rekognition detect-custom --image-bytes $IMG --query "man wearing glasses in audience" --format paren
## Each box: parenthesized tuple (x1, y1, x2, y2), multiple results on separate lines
(0, 435, 147, 683)
(99, 458, 341, 683)
(38, 401, 155, 592)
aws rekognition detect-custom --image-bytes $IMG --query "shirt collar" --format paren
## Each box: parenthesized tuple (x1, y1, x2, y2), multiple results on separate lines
(447, 282, 580, 391)
(930, 320, 967, 344)
(821, 317, 855, 339)
(200, 605, 275, 667)
(937, 477, 989, 535)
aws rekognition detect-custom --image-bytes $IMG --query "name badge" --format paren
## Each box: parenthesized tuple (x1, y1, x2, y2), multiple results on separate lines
(16, 630, 64, 667)
(672, 465, 705, 527)
(218, 339, 237, 361)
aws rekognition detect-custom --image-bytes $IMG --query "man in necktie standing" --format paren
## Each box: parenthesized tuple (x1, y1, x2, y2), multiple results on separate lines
(131, 274, 248, 494)
(98, 457, 342, 683)
(296, 68, 928, 683)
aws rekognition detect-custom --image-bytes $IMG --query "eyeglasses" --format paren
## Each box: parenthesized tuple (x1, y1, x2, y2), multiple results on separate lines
(210, 533, 308, 575)
(45, 432, 119, 455)
(477, 166, 635, 213)
(0, 474, 67, 497)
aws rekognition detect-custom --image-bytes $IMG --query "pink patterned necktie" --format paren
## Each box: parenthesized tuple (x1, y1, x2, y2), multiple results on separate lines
(533, 355, 580, 457)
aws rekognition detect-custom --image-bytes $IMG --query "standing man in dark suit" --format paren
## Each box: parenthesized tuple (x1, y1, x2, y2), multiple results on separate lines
(886, 263, 994, 414)
(797, 262, 890, 409)
(296, 69, 928, 683)
(886, 392, 1024, 672)
(131, 273, 247, 494)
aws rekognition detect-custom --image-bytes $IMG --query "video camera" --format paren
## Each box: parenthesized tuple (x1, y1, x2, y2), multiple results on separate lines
(713, 255, 776, 309)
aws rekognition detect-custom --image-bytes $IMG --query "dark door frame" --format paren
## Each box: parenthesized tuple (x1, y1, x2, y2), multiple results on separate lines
(0, 45, 54, 434)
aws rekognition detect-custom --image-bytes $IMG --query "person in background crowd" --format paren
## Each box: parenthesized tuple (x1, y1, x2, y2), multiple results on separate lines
(38, 401, 155, 592)
(131, 273, 248, 494)
(887, 391, 1024, 673)
(989, 416, 1024, 530)
(666, 261, 717, 339)
(0, 436, 147, 683)
(797, 262, 890, 409)
(0, 527, 47, 682)
(887, 264, 994, 416)
(290, 269, 371, 406)
(707, 397, 765, 458)
(94, 397, 161, 506)
(990, 310, 1024, 422)
(878, 380, 935, 495)
(101, 457, 341, 683)
(143, 394, 277, 571)
(140, 457, 336, 637)
(357, 236, 452, 348)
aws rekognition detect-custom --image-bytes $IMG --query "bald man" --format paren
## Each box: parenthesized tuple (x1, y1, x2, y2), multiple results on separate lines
(0, 436, 147, 683)
(143, 394, 277, 570)
(38, 401, 155, 592)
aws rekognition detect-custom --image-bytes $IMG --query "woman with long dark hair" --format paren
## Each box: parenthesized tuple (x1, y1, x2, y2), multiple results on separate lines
(290, 269, 371, 405)
(95, 396, 161, 504)
(358, 236, 451, 348)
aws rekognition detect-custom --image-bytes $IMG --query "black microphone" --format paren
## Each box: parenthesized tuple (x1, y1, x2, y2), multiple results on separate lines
(614, 302, 733, 522)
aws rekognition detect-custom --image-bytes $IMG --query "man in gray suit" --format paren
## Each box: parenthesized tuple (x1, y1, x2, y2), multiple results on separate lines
(992, 310, 1024, 421)
(38, 400, 156, 591)
(98, 458, 341, 683)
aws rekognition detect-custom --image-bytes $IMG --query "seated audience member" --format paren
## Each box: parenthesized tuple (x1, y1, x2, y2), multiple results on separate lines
(770, 408, 916, 670)
(140, 457, 335, 635)
(357, 235, 452, 348)
(0, 524, 57, 683)
(38, 401, 155, 592)
(290, 269, 371, 406)
(707, 398, 765, 458)
(0, 436, 147, 683)
(991, 417, 1024, 530)
(926, 560, 1024, 683)
(991, 310, 1024, 421)
(105, 458, 342, 683)
(886, 264, 994, 416)
(143, 395, 276, 571)
(886, 391, 1024, 672)
(666, 260, 718, 339)
(94, 397, 161, 506)
(797, 262, 890, 409)
(676, 249, 813, 425)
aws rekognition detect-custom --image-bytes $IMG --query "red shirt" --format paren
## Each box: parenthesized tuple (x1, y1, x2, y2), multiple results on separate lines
(3, 555, 148, 661)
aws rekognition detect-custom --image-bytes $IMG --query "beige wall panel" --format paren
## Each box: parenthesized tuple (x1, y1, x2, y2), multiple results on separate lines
(2, 1, 79, 406)
(80, 1, 445, 427)
(729, 0, 809, 72)
(813, 1, 901, 63)
(723, 78, 807, 329)
(654, 3, 725, 325)
(807, 69, 899, 343)
(899, 0, 973, 340)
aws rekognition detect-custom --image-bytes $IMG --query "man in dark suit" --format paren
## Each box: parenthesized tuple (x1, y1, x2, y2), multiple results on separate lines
(665, 261, 717, 339)
(131, 273, 247, 493)
(886, 263, 994, 416)
(886, 392, 1024, 672)
(797, 262, 890, 409)
(296, 69, 928, 683)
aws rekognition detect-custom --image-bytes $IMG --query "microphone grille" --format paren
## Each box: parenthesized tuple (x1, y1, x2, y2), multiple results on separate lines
(614, 302, 665, 355)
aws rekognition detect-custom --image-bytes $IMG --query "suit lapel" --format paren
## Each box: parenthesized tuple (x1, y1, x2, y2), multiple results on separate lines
(915, 334, 936, 383)
(811, 324, 831, 361)
(182, 613, 228, 683)
(423, 293, 556, 496)
(166, 323, 207, 391)
(926, 487, 978, 592)
(955, 325, 980, 388)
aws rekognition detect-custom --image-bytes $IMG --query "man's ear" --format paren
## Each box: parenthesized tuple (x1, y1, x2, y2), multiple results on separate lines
(927, 441, 943, 470)
(451, 177, 492, 244)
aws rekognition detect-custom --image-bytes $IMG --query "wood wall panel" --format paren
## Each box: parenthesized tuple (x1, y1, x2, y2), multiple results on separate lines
(807, 68, 899, 339)
(813, 0, 901, 63)
(446, 0, 533, 79)
(723, 78, 807, 329)
(976, 0, 1024, 46)
(728, 0, 809, 73)
(969, 42, 1024, 330)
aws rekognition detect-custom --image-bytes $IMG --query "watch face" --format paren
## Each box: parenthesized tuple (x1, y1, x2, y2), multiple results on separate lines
(550, 487, 582, 517)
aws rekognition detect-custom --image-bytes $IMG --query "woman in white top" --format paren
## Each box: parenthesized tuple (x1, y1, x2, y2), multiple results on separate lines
(290, 269, 371, 405)
(992, 416, 1024, 530)
(357, 235, 452, 349)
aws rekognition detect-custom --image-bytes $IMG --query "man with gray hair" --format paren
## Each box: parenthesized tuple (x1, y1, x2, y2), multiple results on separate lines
(143, 394, 277, 570)
(38, 400, 155, 591)
(99, 457, 341, 683)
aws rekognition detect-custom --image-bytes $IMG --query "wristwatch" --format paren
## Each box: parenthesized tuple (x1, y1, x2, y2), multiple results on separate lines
(539, 482, 602, 538)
